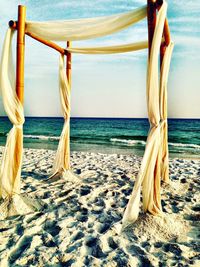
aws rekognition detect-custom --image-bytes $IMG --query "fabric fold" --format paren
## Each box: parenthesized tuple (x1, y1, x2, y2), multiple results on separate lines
(49, 55, 80, 183)
(0, 28, 43, 218)
(26, 6, 147, 41)
(123, 1, 170, 224)
(159, 42, 174, 183)
(0, 28, 24, 199)
(66, 41, 148, 54)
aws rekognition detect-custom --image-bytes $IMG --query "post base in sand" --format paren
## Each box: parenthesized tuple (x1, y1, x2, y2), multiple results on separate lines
(0, 193, 44, 220)
(47, 169, 81, 183)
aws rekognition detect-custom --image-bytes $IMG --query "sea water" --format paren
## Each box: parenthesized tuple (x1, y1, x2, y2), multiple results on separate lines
(0, 117, 199, 159)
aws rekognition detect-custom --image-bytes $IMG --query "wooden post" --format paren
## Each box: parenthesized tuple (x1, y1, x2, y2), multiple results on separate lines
(65, 41, 72, 170)
(11, 5, 26, 194)
(66, 41, 72, 86)
(16, 5, 26, 103)
(160, 42, 166, 67)
(156, 1, 171, 66)
(160, 22, 171, 66)
(147, 0, 157, 58)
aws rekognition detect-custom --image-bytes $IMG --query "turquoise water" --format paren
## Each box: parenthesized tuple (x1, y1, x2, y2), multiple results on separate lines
(0, 117, 200, 159)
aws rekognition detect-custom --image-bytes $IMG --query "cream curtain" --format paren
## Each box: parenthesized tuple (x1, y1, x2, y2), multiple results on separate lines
(123, 1, 173, 224)
(49, 55, 80, 182)
(26, 6, 147, 41)
(66, 41, 148, 54)
(0, 28, 24, 199)
(160, 42, 174, 183)
(52, 55, 70, 174)
(0, 28, 43, 219)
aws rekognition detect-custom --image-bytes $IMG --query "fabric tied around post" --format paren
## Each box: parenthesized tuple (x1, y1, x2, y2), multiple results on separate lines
(160, 42, 174, 183)
(0, 28, 43, 219)
(122, 1, 173, 225)
(48, 55, 80, 183)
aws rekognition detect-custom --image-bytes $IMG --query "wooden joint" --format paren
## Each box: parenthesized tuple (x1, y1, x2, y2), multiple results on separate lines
(9, 20, 17, 29)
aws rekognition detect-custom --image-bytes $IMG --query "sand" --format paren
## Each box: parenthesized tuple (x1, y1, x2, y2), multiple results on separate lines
(0, 146, 199, 267)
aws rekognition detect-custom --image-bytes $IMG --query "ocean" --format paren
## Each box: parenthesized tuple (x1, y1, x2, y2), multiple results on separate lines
(0, 117, 200, 159)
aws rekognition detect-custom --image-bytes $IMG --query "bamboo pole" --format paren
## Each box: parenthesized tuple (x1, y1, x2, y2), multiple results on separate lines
(156, 0, 171, 46)
(147, 0, 157, 58)
(160, 41, 166, 67)
(26, 32, 66, 55)
(156, 1, 171, 66)
(16, 6, 26, 103)
(13, 5, 26, 193)
(147, 0, 171, 64)
(163, 19, 171, 46)
(64, 41, 72, 171)
(66, 41, 72, 86)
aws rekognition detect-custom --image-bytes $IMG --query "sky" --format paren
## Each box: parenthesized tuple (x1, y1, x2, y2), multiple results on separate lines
(0, 0, 200, 118)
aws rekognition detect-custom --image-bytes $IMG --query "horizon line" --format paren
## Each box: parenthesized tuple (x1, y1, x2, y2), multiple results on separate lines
(0, 116, 199, 120)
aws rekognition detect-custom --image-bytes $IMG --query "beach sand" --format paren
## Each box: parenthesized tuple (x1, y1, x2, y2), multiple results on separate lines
(0, 146, 199, 266)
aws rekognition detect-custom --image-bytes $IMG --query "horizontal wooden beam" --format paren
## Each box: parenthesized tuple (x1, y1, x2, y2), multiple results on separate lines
(26, 31, 66, 55)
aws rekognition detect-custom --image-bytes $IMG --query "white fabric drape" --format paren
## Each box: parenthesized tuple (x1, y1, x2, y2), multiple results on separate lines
(0, 28, 24, 199)
(0, 28, 43, 219)
(123, 1, 173, 224)
(26, 6, 147, 41)
(66, 41, 148, 54)
(52, 55, 71, 175)
(160, 42, 174, 183)
(50, 55, 80, 182)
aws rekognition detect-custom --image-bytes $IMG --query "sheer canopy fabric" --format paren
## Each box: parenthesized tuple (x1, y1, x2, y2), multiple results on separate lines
(49, 54, 81, 182)
(123, 1, 173, 224)
(0, 29, 43, 219)
(52, 55, 71, 175)
(26, 6, 147, 41)
(66, 41, 148, 54)
(160, 42, 174, 183)
(0, 28, 24, 199)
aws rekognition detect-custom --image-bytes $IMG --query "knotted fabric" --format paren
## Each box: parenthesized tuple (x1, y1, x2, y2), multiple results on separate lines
(0, 28, 43, 219)
(0, 28, 24, 199)
(123, 1, 173, 224)
(160, 42, 174, 182)
(52, 55, 71, 175)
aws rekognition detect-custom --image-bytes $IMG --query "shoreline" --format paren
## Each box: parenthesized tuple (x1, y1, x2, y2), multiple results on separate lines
(0, 145, 199, 162)
(0, 146, 199, 266)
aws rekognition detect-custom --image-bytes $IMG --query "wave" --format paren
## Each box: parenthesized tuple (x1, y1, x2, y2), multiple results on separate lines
(22, 135, 200, 151)
(24, 134, 59, 141)
(110, 138, 200, 150)
(110, 138, 146, 146)
(168, 142, 200, 150)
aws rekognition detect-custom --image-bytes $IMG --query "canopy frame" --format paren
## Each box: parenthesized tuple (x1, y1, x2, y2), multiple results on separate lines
(0, 0, 172, 220)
